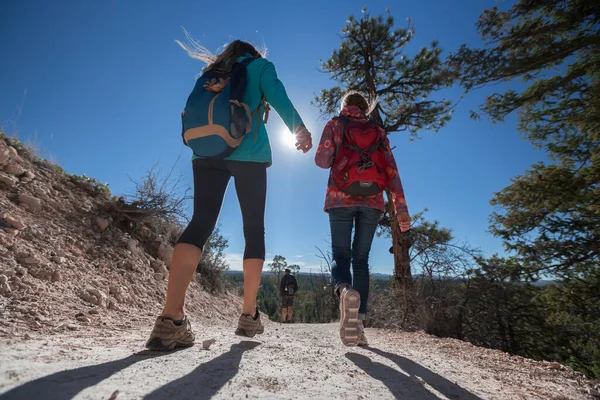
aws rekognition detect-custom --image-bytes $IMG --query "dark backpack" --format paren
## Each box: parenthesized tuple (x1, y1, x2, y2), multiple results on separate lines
(330, 116, 390, 196)
(181, 58, 266, 159)
(283, 275, 297, 295)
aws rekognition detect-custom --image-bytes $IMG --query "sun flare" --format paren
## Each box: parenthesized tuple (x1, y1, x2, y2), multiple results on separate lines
(281, 131, 297, 150)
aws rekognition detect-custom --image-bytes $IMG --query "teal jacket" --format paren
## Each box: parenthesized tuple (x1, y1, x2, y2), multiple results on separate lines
(192, 55, 305, 164)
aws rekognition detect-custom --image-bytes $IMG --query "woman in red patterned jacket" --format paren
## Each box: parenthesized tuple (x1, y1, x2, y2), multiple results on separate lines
(315, 92, 410, 347)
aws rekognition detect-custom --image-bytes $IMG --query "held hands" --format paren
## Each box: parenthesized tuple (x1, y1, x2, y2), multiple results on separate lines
(398, 212, 411, 232)
(294, 125, 313, 153)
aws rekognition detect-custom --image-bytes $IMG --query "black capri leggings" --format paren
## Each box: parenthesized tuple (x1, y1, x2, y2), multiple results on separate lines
(177, 158, 268, 260)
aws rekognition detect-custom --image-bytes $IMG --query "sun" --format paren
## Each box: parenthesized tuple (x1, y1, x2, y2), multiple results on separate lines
(281, 131, 297, 150)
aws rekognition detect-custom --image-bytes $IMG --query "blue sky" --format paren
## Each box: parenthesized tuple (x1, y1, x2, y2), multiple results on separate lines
(0, 0, 545, 273)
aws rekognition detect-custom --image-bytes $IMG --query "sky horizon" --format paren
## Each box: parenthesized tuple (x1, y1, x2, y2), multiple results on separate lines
(0, 0, 545, 274)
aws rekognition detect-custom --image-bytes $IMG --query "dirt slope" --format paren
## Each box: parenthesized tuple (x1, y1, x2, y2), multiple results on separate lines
(0, 320, 596, 400)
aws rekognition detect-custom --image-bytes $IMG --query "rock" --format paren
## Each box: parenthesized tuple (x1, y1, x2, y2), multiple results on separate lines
(2, 214, 26, 230)
(202, 339, 216, 350)
(23, 333, 32, 340)
(588, 388, 600, 398)
(22, 256, 43, 266)
(95, 217, 109, 231)
(549, 361, 561, 369)
(75, 313, 90, 323)
(51, 270, 61, 282)
(0, 275, 11, 295)
(7, 146, 18, 159)
(22, 170, 35, 181)
(153, 272, 165, 281)
(88, 309, 100, 315)
(18, 194, 42, 212)
(4, 163, 25, 177)
(33, 187, 50, 202)
(0, 172, 19, 186)
(46, 199, 61, 210)
(157, 242, 174, 265)
(0, 148, 9, 165)
(80, 287, 107, 307)
(67, 324, 78, 331)
(151, 259, 169, 275)
(126, 239, 138, 255)
(51, 256, 66, 264)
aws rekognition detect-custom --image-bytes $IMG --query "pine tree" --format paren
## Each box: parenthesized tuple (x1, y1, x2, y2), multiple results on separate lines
(449, 0, 599, 377)
(315, 9, 456, 288)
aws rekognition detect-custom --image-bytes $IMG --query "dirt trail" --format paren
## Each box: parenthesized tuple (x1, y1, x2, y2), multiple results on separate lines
(0, 318, 594, 400)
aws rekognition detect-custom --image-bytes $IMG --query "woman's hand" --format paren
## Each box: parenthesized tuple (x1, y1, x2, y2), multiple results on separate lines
(295, 126, 313, 153)
(398, 212, 411, 232)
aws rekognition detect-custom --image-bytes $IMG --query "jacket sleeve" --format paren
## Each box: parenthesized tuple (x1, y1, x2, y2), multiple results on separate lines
(382, 132, 409, 218)
(259, 60, 304, 134)
(315, 120, 336, 169)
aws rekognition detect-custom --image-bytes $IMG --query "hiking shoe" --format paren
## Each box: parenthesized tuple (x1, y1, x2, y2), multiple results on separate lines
(339, 287, 361, 347)
(235, 308, 264, 338)
(357, 323, 369, 347)
(145, 315, 195, 351)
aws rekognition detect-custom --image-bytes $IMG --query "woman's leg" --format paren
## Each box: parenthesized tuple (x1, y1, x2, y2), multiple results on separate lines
(329, 208, 355, 294)
(161, 160, 231, 320)
(351, 207, 382, 320)
(230, 161, 268, 316)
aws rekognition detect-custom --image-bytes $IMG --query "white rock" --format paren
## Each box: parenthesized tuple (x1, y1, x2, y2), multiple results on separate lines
(2, 214, 26, 230)
(4, 163, 25, 176)
(7, 147, 18, 158)
(0, 172, 18, 186)
(202, 339, 216, 350)
(51, 256, 66, 264)
(0, 148, 9, 165)
(18, 194, 42, 212)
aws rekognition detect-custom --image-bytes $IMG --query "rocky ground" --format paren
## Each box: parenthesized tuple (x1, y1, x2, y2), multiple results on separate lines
(0, 321, 597, 400)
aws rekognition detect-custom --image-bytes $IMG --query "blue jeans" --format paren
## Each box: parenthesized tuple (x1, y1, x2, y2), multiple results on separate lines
(329, 206, 382, 320)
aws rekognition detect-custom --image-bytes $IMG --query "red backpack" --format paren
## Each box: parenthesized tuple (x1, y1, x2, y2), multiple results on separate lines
(331, 116, 391, 196)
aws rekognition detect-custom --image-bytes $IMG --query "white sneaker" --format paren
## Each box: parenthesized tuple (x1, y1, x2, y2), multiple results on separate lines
(339, 287, 361, 347)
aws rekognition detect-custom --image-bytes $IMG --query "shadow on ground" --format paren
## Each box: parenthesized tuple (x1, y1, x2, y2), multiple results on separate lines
(346, 347, 482, 400)
(144, 341, 260, 400)
(0, 350, 171, 400)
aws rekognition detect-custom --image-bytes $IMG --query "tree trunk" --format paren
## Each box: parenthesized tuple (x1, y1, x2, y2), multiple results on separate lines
(386, 189, 412, 289)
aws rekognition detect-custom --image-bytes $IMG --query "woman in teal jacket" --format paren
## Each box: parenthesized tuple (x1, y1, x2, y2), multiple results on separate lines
(146, 40, 312, 350)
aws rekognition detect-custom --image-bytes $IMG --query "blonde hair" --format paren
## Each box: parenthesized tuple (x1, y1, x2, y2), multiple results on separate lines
(176, 29, 267, 73)
(341, 91, 378, 115)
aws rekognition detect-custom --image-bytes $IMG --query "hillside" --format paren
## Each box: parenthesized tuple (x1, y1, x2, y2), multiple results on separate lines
(0, 133, 240, 337)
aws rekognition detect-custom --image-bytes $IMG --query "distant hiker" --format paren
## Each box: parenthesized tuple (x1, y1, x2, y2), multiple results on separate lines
(280, 268, 298, 323)
(146, 39, 313, 350)
(315, 91, 410, 347)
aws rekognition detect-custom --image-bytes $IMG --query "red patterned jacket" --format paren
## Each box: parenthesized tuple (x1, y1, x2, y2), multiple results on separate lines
(315, 106, 409, 223)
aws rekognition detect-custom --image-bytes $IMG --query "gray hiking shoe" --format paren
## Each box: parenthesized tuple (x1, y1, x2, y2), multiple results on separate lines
(235, 308, 264, 338)
(145, 315, 195, 351)
(339, 287, 361, 347)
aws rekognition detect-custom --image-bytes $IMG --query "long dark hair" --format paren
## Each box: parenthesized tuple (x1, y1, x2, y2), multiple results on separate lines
(176, 30, 267, 73)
